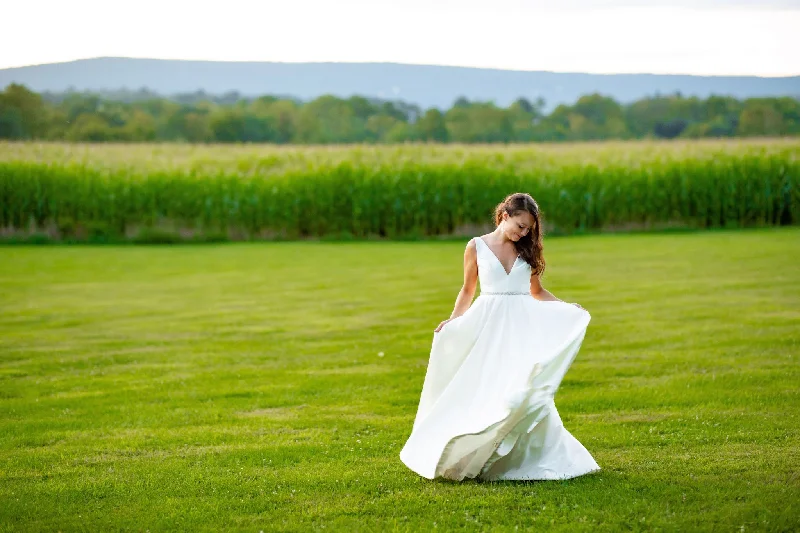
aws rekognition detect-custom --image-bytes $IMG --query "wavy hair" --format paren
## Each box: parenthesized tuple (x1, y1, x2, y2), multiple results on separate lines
(493, 192, 546, 276)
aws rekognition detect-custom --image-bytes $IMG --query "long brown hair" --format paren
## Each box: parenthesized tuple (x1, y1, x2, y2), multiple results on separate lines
(493, 192, 546, 276)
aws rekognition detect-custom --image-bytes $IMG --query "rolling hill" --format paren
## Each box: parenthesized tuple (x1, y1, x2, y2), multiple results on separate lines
(1, 57, 799, 109)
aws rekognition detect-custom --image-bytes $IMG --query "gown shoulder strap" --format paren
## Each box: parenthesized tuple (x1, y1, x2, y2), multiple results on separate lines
(473, 236, 488, 264)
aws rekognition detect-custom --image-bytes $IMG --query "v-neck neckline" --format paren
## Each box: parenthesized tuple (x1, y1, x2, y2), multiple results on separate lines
(477, 236, 520, 276)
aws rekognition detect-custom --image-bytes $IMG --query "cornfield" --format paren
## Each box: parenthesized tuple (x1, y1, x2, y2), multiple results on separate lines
(1, 140, 798, 242)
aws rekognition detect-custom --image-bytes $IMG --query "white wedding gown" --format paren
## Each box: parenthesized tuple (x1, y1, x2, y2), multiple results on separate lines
(399, 236, 601, 481)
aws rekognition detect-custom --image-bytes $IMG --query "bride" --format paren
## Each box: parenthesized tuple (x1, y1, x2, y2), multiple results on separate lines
(399, 192, 601, 481)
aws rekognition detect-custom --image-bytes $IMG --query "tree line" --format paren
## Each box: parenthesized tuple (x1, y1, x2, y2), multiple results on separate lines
(1, 83, 799, 143)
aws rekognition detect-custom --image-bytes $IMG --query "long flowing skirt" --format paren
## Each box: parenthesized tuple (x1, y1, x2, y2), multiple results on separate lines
(399, 295, 600, 481)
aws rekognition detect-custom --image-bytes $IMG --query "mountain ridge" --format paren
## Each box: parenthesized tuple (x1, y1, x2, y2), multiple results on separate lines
(2, 57, 799, 110)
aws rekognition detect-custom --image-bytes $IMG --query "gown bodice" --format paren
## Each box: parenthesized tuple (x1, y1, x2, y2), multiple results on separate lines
(474, 236, 532, 294)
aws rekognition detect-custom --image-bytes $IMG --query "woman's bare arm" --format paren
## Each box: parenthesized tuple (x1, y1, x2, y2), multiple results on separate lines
(530, 273, 562, 302)
(434, 240, 479, 332)
(531, 272, 585, 309)
(448, 239, 479, 318)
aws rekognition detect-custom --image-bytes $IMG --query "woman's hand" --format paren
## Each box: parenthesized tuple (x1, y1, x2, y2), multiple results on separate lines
(434, 318, 454, 333)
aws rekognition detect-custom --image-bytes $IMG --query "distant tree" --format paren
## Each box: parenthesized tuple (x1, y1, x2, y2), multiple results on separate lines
(654, 119, 688, 139)
(772, 96, 800, 134)
(0, 84, 48, 138)
(365, 114, 401, 142)
(155, 102, 191, 140)
(625, 94, 703, 138)
(385, 121, 416, 143)
(59, 93, 103, 122)
(444, 106, 472, 142)
(509, 97, 546, 141)
(379, 101, 410, 122)
(347, 96, 378, 121)
(65, 114, 113, 142)
(182, 112, 212, 142)
(548, 94, 629, 140)
(264, 100, 298, 143)
(416, 109, 448, 142)
(513, 97, 534, 114)
(0, 106, 23, 139)
(209, 109, 247, 142)
(445, 102, 512, 143)
(703, 95, 741, 122)
(470, 103, 513, 143)
(296, 95, 365, 143)
(217, 91, 244, 106)
(388, 100, 422, 123)
(122, 110, 157, 141)
(737, 99, 786, 136)
(209, 108, 275, 142)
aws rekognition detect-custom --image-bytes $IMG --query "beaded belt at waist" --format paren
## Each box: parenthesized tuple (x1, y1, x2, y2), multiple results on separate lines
(480, 291, 531, 296)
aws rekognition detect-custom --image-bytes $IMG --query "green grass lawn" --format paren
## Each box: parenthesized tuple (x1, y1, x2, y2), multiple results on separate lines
(1, 228, 798, 532)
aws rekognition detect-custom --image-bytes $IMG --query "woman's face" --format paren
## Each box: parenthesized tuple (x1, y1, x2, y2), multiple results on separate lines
(503, 212, 536, 241)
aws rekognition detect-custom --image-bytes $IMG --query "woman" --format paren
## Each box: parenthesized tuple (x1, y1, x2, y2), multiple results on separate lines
(399, 192, 601, 481)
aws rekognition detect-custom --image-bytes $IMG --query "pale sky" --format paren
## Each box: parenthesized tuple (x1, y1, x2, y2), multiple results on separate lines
(3, 0, 799, 76)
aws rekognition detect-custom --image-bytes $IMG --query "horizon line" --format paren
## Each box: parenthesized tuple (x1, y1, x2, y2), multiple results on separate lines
(2, 56, 799, 79)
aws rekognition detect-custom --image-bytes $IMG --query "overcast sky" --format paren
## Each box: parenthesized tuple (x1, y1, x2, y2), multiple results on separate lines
(3, 0, 799, 76)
